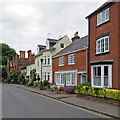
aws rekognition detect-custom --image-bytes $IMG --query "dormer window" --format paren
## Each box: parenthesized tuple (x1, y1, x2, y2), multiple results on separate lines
(97, 8, 109, 26)
(60, 43, 64, 49)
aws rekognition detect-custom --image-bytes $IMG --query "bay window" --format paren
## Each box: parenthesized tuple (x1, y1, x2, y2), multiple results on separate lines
(91, 65, 112, 88)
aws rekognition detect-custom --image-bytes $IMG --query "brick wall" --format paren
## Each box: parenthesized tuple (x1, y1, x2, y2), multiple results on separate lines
(89, 2, 119, 89)
(52, 49, 87, 85)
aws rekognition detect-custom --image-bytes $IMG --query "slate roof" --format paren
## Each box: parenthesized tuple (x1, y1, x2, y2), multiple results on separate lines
(47, 38, 58, 43)
(86, 0, 116, 19)
(53, 35, 88, 58)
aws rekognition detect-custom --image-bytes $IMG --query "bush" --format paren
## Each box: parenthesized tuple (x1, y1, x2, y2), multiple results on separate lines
(79, 82, 91, 87)
(50, 84, 58, 90)
(28, 81, 33, 86)
(64, 86, 74, 94)
(74, 86, 120, 100)
(59, 86, 64, 91)
(42, 80, 50, 86)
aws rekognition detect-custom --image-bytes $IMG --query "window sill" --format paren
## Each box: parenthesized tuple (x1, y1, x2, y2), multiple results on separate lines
(68, 63, 75, 65)
(59, 65, 64, 67)
(96, 20, 110, 28)
(95, 51, 110, 56)
(43, 65, 51, 67)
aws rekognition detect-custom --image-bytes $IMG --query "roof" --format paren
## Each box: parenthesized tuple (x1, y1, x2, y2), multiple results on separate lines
(86, 0, 116, 19)
(38, 45, 46, 47)
(26, 59, 35, 66)
(18, 58, 29, 66)
(47, 38, 58, 43)
(53, 35, 88, 58)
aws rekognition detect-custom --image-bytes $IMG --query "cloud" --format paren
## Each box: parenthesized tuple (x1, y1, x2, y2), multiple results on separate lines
(0, 1, 107, 56)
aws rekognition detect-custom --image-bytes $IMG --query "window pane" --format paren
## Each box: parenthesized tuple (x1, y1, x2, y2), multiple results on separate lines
(104, 66, 108, 76)
(98, 67, 101, 76)
(106, 8, 109, 20)
(105, 37, 109, 51)
(101, 39, 104, 52)
(102, 11, 105, 23)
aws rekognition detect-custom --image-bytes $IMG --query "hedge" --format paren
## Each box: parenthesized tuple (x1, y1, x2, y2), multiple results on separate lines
(74, 86, 120, 100)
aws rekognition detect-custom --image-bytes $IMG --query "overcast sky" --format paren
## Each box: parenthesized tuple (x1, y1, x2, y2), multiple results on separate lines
(0, 0, 108, 56)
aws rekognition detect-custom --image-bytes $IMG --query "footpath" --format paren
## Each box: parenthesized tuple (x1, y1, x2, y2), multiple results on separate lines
(9, 84, 120, 119)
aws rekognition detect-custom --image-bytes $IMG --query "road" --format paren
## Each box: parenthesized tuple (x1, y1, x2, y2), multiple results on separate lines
(2, 84, 104, 118)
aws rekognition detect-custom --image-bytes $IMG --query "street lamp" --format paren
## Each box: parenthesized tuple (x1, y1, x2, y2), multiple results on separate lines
(40, 58, 43, 90)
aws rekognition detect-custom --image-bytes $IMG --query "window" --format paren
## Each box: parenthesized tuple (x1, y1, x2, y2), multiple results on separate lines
(91, 65, 112, 88)
(59, 56, 64, 66)
(55, 71, 77, 86)
(60, 43, 64, 48)
(96, 36, 109, 54)
(68, 54, 75, 65)
(43, 56, 51, 66)
(81, 75, 86, 84)
(27, 67, 29, 74)
(97, 8, 109, 26)
(42, 72, 51, 81)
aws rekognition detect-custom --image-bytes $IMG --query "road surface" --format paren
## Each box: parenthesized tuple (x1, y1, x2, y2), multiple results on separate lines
(2, 84, 105, 118)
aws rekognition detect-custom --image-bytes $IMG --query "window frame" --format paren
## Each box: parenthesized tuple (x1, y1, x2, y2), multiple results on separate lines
(91, 65, 112, 88)
(96, 36, 109, 54)
(59, 56, 64, 66)
(68, 54, 75, 65)
(97, 8, 109, 26)
(60, 43, 65, 49)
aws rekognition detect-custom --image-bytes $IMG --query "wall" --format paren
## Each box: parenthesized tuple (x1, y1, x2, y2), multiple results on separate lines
(89, 2, 119, 89)
(52, 49, 87, 85)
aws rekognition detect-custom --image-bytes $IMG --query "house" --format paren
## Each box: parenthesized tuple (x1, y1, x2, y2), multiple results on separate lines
(7, 51, 29, 75)
(86, 1, 120, 89)
(52, 32, 88, 87)
(34, 35, 72, 83)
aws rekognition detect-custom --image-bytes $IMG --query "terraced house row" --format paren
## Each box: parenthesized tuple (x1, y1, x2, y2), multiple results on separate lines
(7, 1, 120, 89)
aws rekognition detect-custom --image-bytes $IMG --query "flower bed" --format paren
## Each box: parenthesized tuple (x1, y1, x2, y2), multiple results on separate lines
(74, 86, 120, 100)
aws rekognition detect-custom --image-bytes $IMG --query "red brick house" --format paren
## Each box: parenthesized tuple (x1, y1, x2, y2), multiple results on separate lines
(86, 1, 120, 89)
(7, 50, 34, 76)
(52, 33, 88, 87)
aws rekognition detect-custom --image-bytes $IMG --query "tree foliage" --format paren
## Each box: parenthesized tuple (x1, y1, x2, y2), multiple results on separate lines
(30, 69, 36, 81)
(0, 43, 16, 66)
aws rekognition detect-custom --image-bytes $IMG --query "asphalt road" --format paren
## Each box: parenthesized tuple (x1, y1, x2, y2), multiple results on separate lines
(2, 84, 104, 118)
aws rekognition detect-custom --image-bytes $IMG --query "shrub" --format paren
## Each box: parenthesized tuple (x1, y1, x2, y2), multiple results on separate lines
(42, 80, 50, 86)
(64, 86, 74, 94)
(79, 82, 91, 87)
(28, 81, 33, 86)
(50, 84, 58, 90)
(74, 86, 120, 100)
(59, 86, 64, 91)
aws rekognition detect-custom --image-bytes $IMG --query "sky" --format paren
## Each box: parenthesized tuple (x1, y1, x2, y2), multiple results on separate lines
(0, 0, 109, 56)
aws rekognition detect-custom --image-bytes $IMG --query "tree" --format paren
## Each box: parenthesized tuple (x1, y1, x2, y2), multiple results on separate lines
(1, 65, 7, 80)
(0, 43, 16, 66)
(30, 69, 36, 81)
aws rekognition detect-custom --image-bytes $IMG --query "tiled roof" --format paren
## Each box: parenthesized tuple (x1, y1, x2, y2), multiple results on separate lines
(26, 59, 35, 66)
(86, 0, 116, 19)
(18, 58, 29, 66)
(53, 35, 88, 58)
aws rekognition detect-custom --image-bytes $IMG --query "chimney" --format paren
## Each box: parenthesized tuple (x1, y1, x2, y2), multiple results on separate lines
(19, 51, 25, 58)
(27, 50, 32, 61)
(71, 31, 80, 42)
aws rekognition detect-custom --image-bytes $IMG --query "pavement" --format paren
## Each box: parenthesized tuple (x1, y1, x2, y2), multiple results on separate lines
(6, 83, 120, 119)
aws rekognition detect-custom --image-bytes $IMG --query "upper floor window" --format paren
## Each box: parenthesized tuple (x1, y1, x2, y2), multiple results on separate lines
(68, 54, 75, 65)
(60, 43, 64, 49)
(59, 56, 64, 66)
(96, 36, 109, 54)
(97, 8, 109, 26)
(43, 56, 51, 66)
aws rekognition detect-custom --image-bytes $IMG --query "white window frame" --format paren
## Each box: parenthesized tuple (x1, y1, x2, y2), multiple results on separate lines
(59, 56, 64, 66)
(43, 56, 51, 66)
(55, 71, 77, 86)
(91, 65, 112, 88)
(96, 36, 109, 54)
(68, 54, 75, 65)
(42, 72, 51, 81)
(97, 8, 109, 26)
(60, 43, 65, 49)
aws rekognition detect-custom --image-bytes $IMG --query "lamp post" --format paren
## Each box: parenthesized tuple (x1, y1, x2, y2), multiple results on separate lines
(40, 58, 43, 90)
